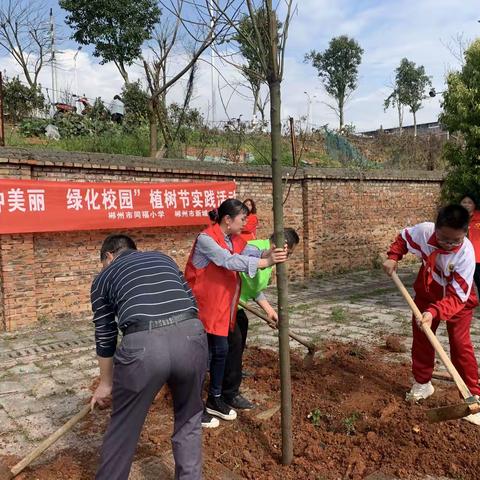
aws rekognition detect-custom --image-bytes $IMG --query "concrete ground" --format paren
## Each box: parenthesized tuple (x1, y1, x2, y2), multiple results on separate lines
(1, 266, 478, 479)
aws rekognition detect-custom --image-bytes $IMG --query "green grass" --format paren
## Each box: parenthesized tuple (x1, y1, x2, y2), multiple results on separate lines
(55, 132, 150, 156)
(4, 121, 344, 164)
(289, 302, 312, 313)
(37, 315, 49, 325)
(4, 125, 150, 157)
(330, 306, 348, 323)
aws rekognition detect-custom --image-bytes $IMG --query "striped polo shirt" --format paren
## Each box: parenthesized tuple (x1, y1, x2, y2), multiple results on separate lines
(91, 249, 197, 357)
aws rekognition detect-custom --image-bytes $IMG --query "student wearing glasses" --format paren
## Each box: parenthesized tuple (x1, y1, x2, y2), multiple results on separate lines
(383, 205, 480, 425)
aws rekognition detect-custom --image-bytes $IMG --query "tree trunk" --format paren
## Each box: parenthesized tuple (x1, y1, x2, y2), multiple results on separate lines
(397, 101, 403, 135)
(116, 62, 129, 84)
(413, 110, 417, 137)
(339, 97, 344, 132)
(148, 99, 158, 158)
(259, 103, 266, 123)
(253, 85, 260, 117)
(154, 101, 174, 158)
(22, 66, 35, 89)
(269, 78, 293, 466)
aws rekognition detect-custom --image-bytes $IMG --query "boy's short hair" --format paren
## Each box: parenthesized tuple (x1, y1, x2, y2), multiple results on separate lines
(435, 205, 470, 231)
(100, 234, 137, 261)
(269, 228, 300, 249)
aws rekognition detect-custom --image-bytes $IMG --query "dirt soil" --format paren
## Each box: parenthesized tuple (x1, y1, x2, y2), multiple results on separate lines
(3, 342, 480, 479)
(384, 335, 407, 353)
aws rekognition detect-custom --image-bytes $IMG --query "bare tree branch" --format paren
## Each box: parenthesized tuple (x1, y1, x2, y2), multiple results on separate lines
(0, 0, 51, 88)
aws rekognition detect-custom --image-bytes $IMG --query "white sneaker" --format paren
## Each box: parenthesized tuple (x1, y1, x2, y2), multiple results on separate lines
(405, 381, 435, 401)
(201, 410, 220, 428)
(463, 412, 480, 425)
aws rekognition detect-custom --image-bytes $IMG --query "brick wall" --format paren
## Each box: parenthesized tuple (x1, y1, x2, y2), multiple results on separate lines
(0, 148, 444, 330)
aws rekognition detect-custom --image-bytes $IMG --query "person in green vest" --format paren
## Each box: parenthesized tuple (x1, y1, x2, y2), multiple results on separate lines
(222, 228, 300, 409)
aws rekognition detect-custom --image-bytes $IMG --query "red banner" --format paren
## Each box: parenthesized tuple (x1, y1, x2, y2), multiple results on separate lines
(0, 179, 236, 234)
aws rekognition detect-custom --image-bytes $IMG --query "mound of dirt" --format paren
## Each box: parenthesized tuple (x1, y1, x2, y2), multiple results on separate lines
(385, 335, 407, 353)
(5, 343, 479, 479)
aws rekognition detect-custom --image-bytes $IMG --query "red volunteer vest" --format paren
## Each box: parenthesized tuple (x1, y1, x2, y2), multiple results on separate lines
(185, 223, 247, 336)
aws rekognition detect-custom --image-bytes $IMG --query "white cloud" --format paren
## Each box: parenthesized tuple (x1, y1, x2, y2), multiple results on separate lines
(0, 0, 479, 130)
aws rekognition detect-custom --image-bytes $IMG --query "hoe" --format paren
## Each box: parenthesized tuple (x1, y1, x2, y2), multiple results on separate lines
(391, 271, 480, 423)
(238, 300, 318, 368)
(0, 404, 91, 479)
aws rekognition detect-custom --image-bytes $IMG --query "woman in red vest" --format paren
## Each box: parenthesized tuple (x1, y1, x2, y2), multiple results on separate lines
(460, 194, 480, 292)
(185, 198, 287, 427)
(240, 198, 258, 241)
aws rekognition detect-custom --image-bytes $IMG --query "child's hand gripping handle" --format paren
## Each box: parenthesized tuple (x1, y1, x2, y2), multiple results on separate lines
(390, 271, 472, 400)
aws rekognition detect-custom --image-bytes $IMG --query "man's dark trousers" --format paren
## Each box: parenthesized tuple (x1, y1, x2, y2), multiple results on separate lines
(222, 309, 249, 398)
(96, 318, 208, 480)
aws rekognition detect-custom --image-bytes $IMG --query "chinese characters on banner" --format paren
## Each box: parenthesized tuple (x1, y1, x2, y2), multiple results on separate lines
(0, 179, 236, 234)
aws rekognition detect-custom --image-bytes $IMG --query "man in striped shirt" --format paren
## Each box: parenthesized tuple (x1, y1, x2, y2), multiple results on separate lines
(90, 234, 208, 480)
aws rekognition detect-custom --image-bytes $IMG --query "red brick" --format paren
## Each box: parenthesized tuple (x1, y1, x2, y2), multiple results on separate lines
(0, 149, 444, 331)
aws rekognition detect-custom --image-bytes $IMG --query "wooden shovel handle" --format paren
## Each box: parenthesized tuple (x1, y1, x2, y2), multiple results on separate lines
(238, 300, 316, 352)
(11, 404, 91, 476)
(390, 271, 472, 400)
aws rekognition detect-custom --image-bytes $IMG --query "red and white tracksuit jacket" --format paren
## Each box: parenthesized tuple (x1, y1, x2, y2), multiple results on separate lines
(387, 222, 480, 394)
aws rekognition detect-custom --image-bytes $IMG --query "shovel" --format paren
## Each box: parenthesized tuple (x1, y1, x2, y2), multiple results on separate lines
(390, 271, 480, 423)
(238, 300, 318, 368)
(0, 404, 91, 479)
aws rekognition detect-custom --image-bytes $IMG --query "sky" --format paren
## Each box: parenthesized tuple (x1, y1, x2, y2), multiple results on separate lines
(0, 0, 479, 131)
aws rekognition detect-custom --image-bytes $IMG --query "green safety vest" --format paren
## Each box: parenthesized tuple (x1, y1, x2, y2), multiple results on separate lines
(239, 239, 272, 308)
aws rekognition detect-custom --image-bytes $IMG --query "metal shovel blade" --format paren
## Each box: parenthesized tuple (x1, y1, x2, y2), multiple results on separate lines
(426, 402, 476, 423)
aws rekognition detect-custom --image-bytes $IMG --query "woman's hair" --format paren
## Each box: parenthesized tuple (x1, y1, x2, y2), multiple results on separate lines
(243, 198, 257, 214)
(208, 198, 249, 223)
(460, 193, 478, 208)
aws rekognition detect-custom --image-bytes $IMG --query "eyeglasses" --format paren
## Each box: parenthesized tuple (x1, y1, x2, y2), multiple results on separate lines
(435, 232, 464, 247)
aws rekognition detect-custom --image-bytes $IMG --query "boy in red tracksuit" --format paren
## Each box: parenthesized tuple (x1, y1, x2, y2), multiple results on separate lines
(383, 204, 480, 425)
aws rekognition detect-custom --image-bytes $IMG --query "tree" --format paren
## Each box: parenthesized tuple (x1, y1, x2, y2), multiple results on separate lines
(3, 76, 46, 123)
(384, 87, 404, 134)
(121, 80, 150, 126)
(440, 39, 480, 201)
(168, 103, 204, 130)
(143, 22, 199, 158)
(233, 9, 279, 123)
(143, 0, 235, 158)
(167, 0, 295, 463)
(394, 58, 431, 137)
(59, 0, 161, 83)
(305, 36, 363, 131)
(0, 0, 51, 88)
(215, 0, 295, 463)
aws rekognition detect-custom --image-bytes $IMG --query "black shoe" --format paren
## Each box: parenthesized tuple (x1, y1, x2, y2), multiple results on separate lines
(224, 394, 255, 410)
(201, 410, 220, 428)
(206, 395, 237, 420)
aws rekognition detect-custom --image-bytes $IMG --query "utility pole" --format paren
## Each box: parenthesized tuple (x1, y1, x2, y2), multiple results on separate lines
(208, 0, 216, 127)
(73, 47, 82, 96)
(0, 72, 4, 147)
(49, 8, 57, 111)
